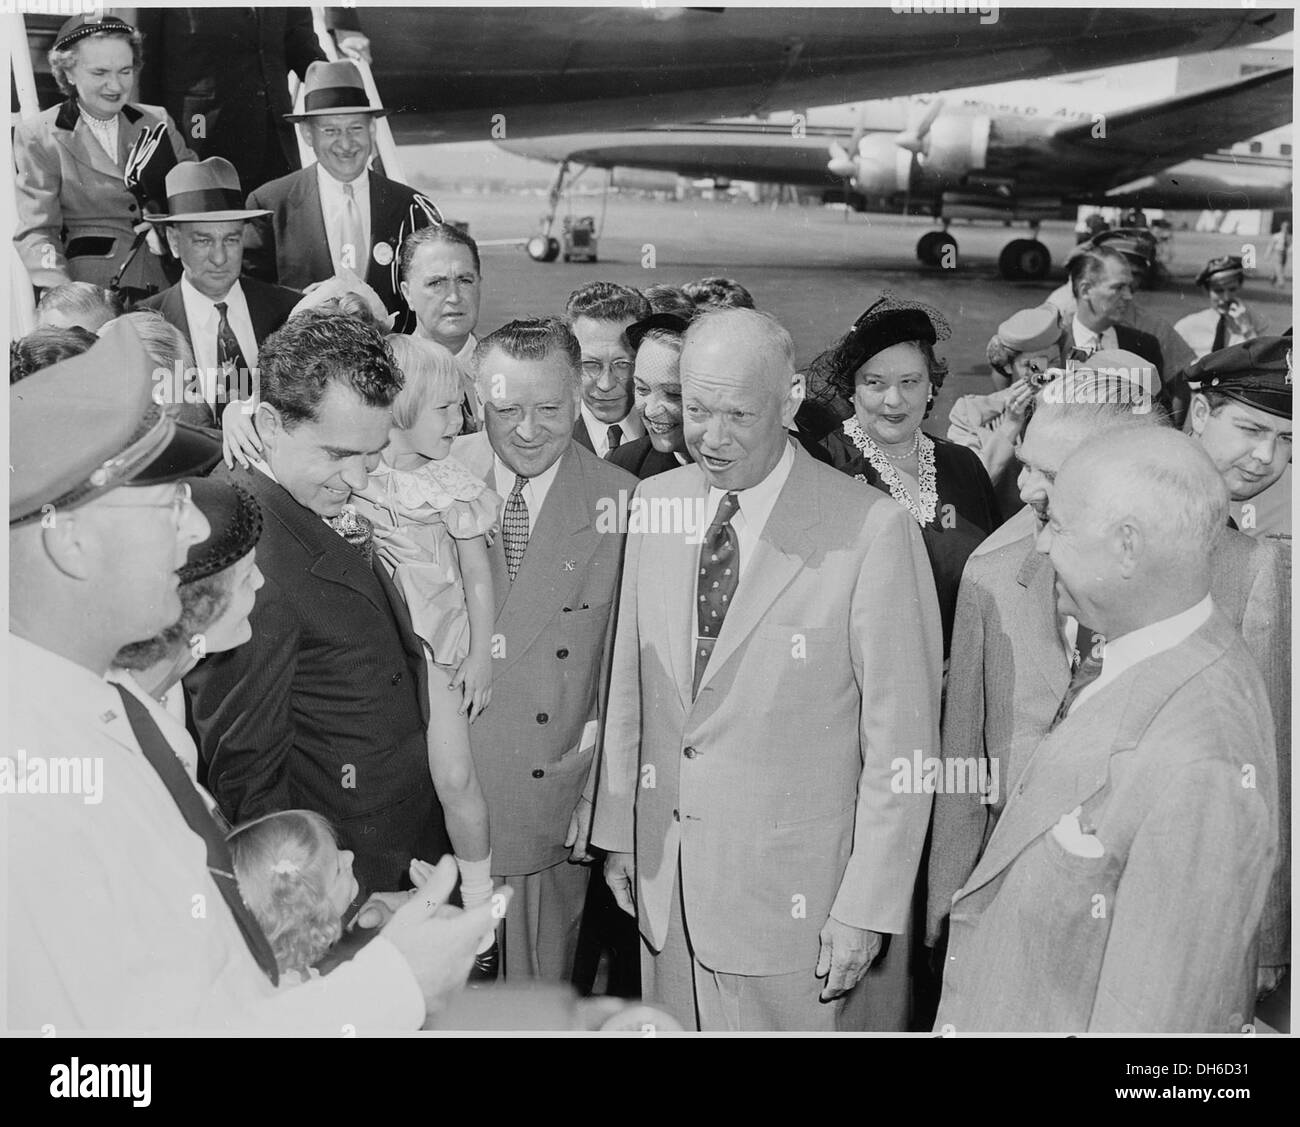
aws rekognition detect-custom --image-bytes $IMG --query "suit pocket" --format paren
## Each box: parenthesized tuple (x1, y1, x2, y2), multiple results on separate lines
(66, 236, 117, 260)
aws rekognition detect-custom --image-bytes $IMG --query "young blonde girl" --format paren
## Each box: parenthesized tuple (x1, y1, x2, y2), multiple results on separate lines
(228, 810, 359, 983)
(350, 334, 498, 952)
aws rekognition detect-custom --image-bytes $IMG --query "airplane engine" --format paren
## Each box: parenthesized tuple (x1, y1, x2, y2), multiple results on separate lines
(922, 114, 991, 178)
(852, 134, 912, 196)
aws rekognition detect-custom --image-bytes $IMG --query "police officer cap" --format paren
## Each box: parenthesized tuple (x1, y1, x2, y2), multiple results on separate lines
(1185, 336, 1292, 419)
(1195, 255, 1246, 288)
(9, 321, 221, 526)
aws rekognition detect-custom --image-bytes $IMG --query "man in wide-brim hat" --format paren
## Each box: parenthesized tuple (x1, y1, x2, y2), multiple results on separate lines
(140, 157, 302, 427)
(243, 60, 444, 335)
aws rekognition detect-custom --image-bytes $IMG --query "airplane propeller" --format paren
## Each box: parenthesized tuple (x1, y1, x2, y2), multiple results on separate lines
(825, 98, 943, 197)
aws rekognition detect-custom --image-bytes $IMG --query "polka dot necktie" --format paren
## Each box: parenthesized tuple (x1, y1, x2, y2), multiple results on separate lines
(503, 474, 530, 581)
(1050, 623, 1105, 730)
(693, 491, 740, 698)
(214, 301, 248, 409)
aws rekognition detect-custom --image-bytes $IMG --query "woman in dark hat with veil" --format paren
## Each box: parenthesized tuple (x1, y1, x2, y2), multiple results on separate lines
(809, 293, 1000, 657)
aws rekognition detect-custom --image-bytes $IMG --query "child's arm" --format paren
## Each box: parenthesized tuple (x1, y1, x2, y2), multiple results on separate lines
(449, 533, 494, 723)
(221, 398, 263, 470)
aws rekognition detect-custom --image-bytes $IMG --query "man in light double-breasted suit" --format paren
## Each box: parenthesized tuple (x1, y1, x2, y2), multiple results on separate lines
(935, 430, 1276, 1032)
(593, 308, 943, 1031)
(452, 318, 635, 982)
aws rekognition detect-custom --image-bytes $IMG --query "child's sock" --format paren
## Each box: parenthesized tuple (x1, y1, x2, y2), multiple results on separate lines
(457, 854, 496, 954)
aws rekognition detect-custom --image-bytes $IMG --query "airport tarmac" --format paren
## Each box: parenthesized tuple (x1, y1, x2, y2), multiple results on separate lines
(433, 189, 1293, 420)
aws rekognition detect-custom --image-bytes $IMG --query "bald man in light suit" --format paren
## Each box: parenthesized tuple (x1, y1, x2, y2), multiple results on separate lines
(593, 308, 942, 1031)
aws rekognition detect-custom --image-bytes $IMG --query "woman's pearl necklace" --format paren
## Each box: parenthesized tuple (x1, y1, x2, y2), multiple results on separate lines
(872, 429, 919, 461)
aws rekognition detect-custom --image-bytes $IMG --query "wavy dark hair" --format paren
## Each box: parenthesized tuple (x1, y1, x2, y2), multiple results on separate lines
(259, 307, 401, 429)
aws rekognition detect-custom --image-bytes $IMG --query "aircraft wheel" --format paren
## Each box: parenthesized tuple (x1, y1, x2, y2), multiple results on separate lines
(544, 237, 561, 262)
(527, 236, 550, 262)
(918, 231, 958, 268)
(999, 238, 1051, 281)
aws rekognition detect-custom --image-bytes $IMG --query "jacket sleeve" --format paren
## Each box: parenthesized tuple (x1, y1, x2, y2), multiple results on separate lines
(184, 571, 300, 822)
(926, 565, 991, 945)
(241, 187, 278, 282)
(831, 499, 943, 933)
(284, 7, 328, 80)
(13, 119, 72, 288)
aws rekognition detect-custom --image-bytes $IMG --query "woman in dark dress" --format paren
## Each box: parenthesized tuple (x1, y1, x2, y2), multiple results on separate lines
(811, 293, 1000, 657)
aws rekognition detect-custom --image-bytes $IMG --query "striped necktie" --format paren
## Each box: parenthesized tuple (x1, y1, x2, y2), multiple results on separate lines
(1050, 624, 1105, 729)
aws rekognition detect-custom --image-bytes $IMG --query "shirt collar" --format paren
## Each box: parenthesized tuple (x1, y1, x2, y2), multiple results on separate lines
(181, 274, 244, 315)
(493, 450, 563, 497)
(579, 401, 643, 444)
(9, 633, 131, 736)
(1071, 315, 1114, 351)
(705, 440, 795, 533)
(317, 163, 368, 200)
(1100, 593, 1214, 674)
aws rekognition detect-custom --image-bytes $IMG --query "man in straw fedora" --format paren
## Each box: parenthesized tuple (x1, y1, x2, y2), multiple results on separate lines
(141, 156, 301, 427)
(243, 59, 444, 334)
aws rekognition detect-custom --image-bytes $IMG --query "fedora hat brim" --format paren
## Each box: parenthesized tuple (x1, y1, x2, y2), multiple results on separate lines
(285, 106, 391, 121)
(146, 209, 272, 223)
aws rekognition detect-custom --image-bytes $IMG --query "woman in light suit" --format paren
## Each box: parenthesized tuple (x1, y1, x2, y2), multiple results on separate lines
(13, 14, 194, 299)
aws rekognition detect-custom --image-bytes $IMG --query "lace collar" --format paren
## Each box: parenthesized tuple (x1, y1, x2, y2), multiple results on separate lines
(843, 417, 938, 526)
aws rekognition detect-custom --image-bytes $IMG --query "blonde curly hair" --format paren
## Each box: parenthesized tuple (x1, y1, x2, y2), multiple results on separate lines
(227, 810, 346, 977)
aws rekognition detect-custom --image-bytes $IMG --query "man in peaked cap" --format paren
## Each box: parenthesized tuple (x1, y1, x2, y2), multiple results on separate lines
(7, 322, 505, 1030)
(1184, 336, 1292, 520)
(243, 60, 444, 335)
(1175, 256, 1270, 361)
(140, 157, 302, 427)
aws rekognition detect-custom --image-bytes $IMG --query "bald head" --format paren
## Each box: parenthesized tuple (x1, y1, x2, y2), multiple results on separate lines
(680, 308, 803, 491)
(1038, 428, 1225, 637)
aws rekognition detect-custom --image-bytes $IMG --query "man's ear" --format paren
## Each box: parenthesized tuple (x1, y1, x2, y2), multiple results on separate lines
(254, 401, 284, 452)
(398, 278, 411, 305)
(41, 508, 96, 581)
(163, 226, 180, 260)
(1187, 394, 1210, 436)
(297, 122, 316, 155)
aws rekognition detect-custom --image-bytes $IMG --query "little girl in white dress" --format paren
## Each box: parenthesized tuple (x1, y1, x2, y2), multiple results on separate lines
(351, 334, 499, 939)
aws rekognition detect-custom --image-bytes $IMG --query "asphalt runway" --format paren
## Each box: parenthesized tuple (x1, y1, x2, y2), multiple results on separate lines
(432, 189, 1293, 420)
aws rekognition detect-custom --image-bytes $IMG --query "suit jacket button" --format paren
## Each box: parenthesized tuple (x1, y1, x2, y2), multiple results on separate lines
(128, 203, 137, 212)
(556, 648, 569, 659)
(683, 746, 698, 759)
(391, 672, 402, 685)
(532, 768, 545, 779)
(536, 712, 549, 724)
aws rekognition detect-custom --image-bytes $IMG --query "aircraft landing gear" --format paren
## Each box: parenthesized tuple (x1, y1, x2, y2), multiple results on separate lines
(528, 157, 584, 263)
(998, 237, 1051, 280)
(917, 230, 958, 268)
(526, 235, 561, 262)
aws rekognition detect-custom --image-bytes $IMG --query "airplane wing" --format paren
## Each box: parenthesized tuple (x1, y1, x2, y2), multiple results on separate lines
(1049, 66, 1293, 172)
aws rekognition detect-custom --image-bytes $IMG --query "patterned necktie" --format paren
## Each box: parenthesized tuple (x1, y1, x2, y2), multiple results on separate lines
(502, 474, 529, 581)
(341, 181, 366, 272)
(214, 301, 248, 410)
(606, 424, 623, 454)
(1050, 623, 1105, 729)
(111, 684, 279, 984)
(693, 492, 740, 697)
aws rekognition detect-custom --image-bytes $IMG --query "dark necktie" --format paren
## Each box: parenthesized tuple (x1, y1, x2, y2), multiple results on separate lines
(1212, 314, 1229, 352)
(1050, 623, 1105, 730)
(111, 684, 280, 984)
(693, 492, 740, 697)
(1068, 341, 1097, 365)
(606, 424, 624, 454)
(502, 474, 529, 581)
(214, 301, 248, 410)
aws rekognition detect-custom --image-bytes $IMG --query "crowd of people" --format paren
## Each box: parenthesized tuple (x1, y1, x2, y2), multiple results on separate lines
(6, 13, 1293, 1034)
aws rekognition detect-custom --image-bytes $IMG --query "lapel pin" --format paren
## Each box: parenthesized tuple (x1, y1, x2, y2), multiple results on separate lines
(562, 559, 576, 572)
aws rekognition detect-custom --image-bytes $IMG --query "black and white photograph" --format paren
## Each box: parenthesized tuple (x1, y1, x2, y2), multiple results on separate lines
(4, 0, 1294, 1079)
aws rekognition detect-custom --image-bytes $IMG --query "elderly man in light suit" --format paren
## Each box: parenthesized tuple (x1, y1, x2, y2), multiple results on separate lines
(451, 318, 635, 982)
(935, 429, 1276, 1032)
(927, 374, 1291, 1006)
(593, 308, 942, 1031)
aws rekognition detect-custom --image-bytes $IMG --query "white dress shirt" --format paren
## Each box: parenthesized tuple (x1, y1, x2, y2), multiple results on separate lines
(81, 110, 121, 164)
(317, 165, 372, 273)
(180, 276, 259, 409)
(5, 634, 424, 1031)
(1069, 594, 1214, 715)
(700, 441, 795, 588)
(580, 401, 644, 460)
(492, 453, 563, 539)
(1070, 315, 1118, 358)
(1174, 306, 1267, 360)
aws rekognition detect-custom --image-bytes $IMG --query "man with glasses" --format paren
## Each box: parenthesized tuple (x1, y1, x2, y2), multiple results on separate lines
(7, 322, 501, 1029)
(565, 281, 652, 460)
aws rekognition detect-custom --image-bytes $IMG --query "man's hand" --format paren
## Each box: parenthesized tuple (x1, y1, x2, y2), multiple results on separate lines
(815, 918, 884, 1001)
(335, 31, 372, 64)
(1257, 964, 1287, 1000)
(564, 795, 593, 863)
(379, 854, 510, 1015)
(603, 851, 636, 916)
(353, 856, 444, 929)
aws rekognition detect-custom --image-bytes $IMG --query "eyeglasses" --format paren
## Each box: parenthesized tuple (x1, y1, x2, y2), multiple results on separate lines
(97, 481, 193, 522)
(580, 358, 634, 379)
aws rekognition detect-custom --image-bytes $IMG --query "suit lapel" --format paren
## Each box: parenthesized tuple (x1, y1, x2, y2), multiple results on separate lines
(54, 112, 122, 180)
(572, 416, 595, 454)
(695, 449, 819, 696)
(494, 448, 599, 677)
(663, 473, 707, 710)
(959, 612, 1235, 900)
(290, 168, 333, 281)
(239, 279, 277, 346)
(1016, 546, 1071, 702)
